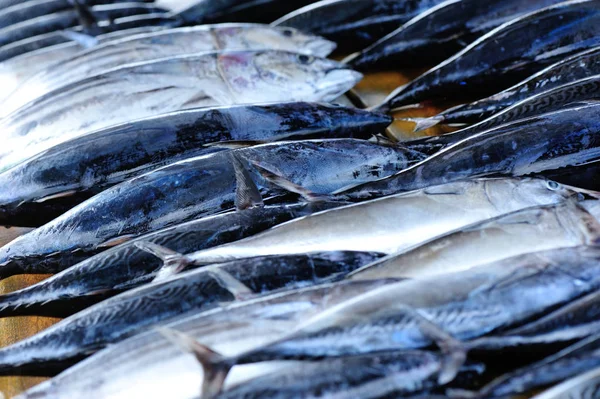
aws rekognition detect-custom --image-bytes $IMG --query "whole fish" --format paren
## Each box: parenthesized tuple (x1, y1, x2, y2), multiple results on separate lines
(530, 367, 600, 399)
(0, 50, 361, 172)
(0, 201, 344, 317)
(0, 103, 390, 227)
(15, 279, 394, 399)
(0, 251, 381, 376)
(379, 0, 600, 111)
(0, 0, 153, 29)
(0, 3, 167, 48)
(172, 0, 318, 25)
(272, 0, 446, 54)
(416, 46, 600, 129)
(340, 103, 600, 201)
(4, 24, 336, 110)
(190, 246, 600, 396)
(0, 139, 414, 278)
(349, 200, 600, 280)
(348, 0, 564, 71)
(0, 14, 176, 62)
(181, 178, 577, 265)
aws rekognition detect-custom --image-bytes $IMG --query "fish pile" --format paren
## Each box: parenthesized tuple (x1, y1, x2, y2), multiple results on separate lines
(2, 0, 600, 398)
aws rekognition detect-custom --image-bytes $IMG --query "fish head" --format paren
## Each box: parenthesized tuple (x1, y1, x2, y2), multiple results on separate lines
(493, 178, 588, 207)
(239, 50, 362, 103)
(217, 25, 336, 58)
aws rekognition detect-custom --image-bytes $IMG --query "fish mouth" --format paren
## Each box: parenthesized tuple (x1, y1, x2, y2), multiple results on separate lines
(305, 38, 337, 58)
(317, 68, 363, 102)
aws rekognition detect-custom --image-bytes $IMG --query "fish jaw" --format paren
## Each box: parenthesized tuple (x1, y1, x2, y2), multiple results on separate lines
(317, 68, 363, 102)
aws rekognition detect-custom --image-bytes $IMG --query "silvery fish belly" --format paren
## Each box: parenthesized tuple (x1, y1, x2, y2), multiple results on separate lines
(186, 178, 577, 265)
(0, 50, 361, 173)
(2, 24, 336, 113)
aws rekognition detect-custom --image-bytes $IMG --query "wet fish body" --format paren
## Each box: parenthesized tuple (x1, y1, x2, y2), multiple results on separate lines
(0, 139, 413, 278)
(273, 0, 445, 53)
(381, 0, 600, 110)
(530, 367, 600, 399)
(0, 103, 390, 227)
(4, 24, 336, 110)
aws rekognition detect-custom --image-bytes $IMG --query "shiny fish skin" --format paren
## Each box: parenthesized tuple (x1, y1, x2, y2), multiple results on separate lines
(0, 251, 381, 376)
(341, 103, 600, 201)
(0, 139, 411, 278)
(380, 0, 600, 111)
(0, 3, 167, 48)
(0, 202, 344, 318)
(429, 45, 600, 126)
(0, 50, 361, 172)
(186, 178, 576, 265)
(348, 0, 564, 71)
(273, 0, 445, 53)
(0, 102, 389, 227)
(531, 367, 600, 399)
(349, 201, 600, 281)
(16, 280, 393, 399)
(4, 24, 336, 110)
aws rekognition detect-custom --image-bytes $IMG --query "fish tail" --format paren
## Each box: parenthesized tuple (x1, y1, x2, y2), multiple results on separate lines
(403, 115, 445, 132)
(157, 327, 234, 398)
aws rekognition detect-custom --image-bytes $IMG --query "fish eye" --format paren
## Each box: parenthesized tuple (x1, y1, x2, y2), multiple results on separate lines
(297, 54, 314, 64)
(546, 180, 560, 190)
(282, 28, 294, 37)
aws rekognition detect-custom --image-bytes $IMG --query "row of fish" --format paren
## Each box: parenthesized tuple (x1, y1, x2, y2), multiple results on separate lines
(4, 0, 600, 398)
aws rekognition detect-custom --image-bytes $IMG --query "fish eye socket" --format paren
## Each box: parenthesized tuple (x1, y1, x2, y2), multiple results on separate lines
(546, 180, 560, 190)
(282, 28, 294, 37)
(297, 54, 314, 64)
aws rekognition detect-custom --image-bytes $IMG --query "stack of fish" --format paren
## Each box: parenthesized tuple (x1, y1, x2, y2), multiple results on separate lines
(2, 0, 600, 398)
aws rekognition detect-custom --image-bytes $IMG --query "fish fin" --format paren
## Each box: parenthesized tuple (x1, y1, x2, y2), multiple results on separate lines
(204, 140, 266, 149)
(402, 116, 445, 132)
(134, 242, 189, 282)
(397, 305, 466, 385)
(231, 153, 264, 211)
(68, 0, 99, 33)
(34, 190, 78, 203)
(205, 267, 253, 300)
(246, 160, 324, 203)
(59, 30, 98, 48)
(157, 328, 233, 398)
(368, 134, 396, 146)
(98, 235, 135, 248)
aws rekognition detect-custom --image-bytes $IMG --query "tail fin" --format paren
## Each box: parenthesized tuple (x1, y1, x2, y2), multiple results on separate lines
(134, 242, 190, 282)
(157, 328, 233, 398)
(231, 153, 264, 211)
(405, 115, 445, 132)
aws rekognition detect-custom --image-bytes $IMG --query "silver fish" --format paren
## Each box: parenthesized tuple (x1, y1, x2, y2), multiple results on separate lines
(530, 367, 600, 399)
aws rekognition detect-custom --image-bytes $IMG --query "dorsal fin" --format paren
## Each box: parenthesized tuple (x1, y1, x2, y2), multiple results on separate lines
(204, 267, 253, 300)
(157, 328, 233, 398)
(231, 153, 264, 211)
(134, 242, 189, 282)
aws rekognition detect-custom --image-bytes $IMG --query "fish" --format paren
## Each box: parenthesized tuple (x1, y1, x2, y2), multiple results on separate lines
(0, 14, 176, 62)
(348, 200, 600, 280)
(272, 0, 446, 54)
(190, 246, 600, 396)
(339, 102, 600, 201)
(530, 367, 600, 399)
(15, 279, 394, 399)
(0, 139, 415, 278)
(0, 251, 382, 376)
(4, 24, 336, 109)
(0, 201, 345, 317)
(0, 103, 390, 227)
(414, 45, 600, 129)
(0, 50, 362, 172)
(0, 2, 167, 48)
(347, 0, 564, 71)
(379, 0, 600, 111)
(181, 178, 578, 265)
(0, 0, 153, 30)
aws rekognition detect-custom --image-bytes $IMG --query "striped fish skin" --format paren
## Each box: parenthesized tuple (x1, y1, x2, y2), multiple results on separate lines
(4, 24, 336, 109)
(234, 246, 600, 364)
(432, 45, 600, 126)
(381, 0, 600, 111)
(0, 139, 413, 278)
(341, 103, 600, 201)
(349, 0, 564, 71)
(0, 251, 382, 376)
(0, 103, 390, 227)
(531, 367, 600, 399)
(0, 202, 344, 318)
(0, 14, 176, 62)
(273, 0, 445, 53)
(16, 279, 394, 399)
(185, 178, 577, 265)
(0, 50, 362, 172)
(0, 3, 167, 48)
